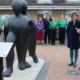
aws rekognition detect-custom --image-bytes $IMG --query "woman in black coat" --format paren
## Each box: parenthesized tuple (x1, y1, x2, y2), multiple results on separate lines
(67, 12, 80, 67)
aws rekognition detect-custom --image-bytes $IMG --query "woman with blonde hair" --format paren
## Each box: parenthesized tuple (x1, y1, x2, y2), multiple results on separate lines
(58, 15, 67, 45)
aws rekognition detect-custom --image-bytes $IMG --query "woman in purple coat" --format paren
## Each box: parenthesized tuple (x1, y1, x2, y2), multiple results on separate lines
(36, 18, 44, 44)
(67, 12, 80, 67)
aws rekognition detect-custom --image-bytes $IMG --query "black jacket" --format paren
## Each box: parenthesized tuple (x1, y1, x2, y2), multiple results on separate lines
(43, 18, 52, 32)
(67, 20, 80, 49)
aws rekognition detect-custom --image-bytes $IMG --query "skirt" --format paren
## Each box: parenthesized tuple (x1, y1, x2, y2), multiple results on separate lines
(37, 32, 44, 41)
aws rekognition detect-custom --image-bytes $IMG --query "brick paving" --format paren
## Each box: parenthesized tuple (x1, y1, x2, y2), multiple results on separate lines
(16, 45, 80, 80)
(1, 35, 80, 80)
(36, 46, 80, 80)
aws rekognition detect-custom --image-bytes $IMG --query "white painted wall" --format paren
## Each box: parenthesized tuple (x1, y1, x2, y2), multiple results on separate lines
(0, 14, 10, 20)
(65, 10, 80, 22)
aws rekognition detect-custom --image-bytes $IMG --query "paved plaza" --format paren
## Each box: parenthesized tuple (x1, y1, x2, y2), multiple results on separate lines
(0, 35, 80, 80)
(35, 46, 80, 80)
(4, 45, 80, 80)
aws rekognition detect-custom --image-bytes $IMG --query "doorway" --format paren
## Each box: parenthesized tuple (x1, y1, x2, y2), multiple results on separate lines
(38, 14, 44, 21)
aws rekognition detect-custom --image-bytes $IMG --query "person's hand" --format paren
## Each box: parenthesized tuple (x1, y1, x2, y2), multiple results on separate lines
(77, 29, 80, 34)
(57, 28, 59, 30)
(39, 28, 41, 30)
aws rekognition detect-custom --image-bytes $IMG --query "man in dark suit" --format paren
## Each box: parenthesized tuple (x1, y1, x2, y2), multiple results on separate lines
(43, 15, 52, 44)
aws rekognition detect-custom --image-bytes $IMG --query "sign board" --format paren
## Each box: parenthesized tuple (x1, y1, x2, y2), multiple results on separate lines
(0, 42, 13, 57)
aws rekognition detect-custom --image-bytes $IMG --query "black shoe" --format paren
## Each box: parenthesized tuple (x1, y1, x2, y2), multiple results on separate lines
(48, 42, 50, 44)
(37, 43, 39, 45)
(51, 43, 55, 45)
(68, 62, 73, 66)
(60, 43, 62, 45)
(44, 42, 47, 44)
(40, 43, 42, 44)
(62, 43, 65, 45)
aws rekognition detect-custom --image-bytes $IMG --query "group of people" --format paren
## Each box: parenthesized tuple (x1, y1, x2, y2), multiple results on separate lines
(36, 15, 67, 45)
(36, 12, 80, 68)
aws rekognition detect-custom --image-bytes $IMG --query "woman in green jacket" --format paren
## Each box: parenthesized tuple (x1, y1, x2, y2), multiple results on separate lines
(58, 15, 67, 45)
(49, 17, 57, 45)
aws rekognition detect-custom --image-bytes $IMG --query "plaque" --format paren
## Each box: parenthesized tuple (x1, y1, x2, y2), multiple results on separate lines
(0, 42, 13, 57)
(67, 70, 80, 75)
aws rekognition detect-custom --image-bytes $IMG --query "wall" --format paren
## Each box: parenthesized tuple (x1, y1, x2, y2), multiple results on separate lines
(52, 10, 66, 22)
(28, 10, 37, 22)
(65, 10, 80, 22)
(0, 10, 13, 20)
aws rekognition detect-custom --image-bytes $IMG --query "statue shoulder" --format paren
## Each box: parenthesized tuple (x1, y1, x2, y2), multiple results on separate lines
(27, 14, 32, 18)
(23, 16, 32, 25)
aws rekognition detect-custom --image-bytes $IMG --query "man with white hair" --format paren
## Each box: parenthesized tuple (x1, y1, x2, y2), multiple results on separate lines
(58, 15, 67, 45)
(49, 17, 57, 45)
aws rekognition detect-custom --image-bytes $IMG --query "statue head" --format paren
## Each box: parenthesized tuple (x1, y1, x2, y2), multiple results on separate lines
(12, 0, 22, 15)
(21, 0, 28, 15)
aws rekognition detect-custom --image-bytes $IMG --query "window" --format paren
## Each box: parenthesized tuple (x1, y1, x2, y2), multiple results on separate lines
(67, 0, 80, 1)
(66, 0, 80, 3)
(38, 0, 53, 3)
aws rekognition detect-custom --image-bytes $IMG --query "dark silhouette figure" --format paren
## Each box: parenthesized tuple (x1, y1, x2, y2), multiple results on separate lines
(43, 16, 51, 44)
(21, 0, 38, 63)
(4, 0, 38, 77)
(0, 58, 3, 80)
